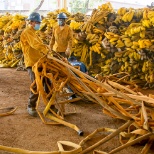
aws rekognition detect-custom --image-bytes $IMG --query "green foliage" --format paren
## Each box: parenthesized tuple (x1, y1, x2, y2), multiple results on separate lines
(69, 0, 103, 14)
(69, 0, 85, 14)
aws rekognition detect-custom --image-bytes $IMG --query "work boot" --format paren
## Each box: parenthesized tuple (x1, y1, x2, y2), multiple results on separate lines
(27, 106, 37, 117)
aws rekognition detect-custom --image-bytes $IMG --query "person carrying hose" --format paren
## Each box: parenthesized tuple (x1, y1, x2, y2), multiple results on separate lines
(20, 12, 53, 117)
(49, 12, 73, 58)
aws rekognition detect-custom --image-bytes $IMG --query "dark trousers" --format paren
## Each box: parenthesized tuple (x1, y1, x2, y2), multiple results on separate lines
(27, 67, 51, 108)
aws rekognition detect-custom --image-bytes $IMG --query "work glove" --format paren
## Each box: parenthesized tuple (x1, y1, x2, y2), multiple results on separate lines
(65, 48, 71, 57)
(46, 45, 53, 56)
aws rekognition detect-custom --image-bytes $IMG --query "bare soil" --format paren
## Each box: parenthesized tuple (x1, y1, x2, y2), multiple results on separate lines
(0, 68, 154, 154)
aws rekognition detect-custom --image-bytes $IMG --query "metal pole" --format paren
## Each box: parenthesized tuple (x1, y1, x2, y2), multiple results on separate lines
(64, 0, 67, 10)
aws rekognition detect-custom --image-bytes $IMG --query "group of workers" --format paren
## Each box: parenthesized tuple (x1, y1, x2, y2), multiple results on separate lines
(20, 12, 88, 117)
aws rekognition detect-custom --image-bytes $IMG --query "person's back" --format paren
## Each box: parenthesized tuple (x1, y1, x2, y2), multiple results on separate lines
(70, 61, 88, 74)
(68, 56, 88, 74)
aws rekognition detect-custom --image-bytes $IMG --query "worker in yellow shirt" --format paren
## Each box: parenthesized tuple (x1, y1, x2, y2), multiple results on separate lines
(50, 12, 73, 57)
(20, 12, 50, 117)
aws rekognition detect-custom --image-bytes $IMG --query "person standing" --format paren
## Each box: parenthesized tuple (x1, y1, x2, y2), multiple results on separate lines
(20, 12, 49, 117)
(49, 12, 73, 58)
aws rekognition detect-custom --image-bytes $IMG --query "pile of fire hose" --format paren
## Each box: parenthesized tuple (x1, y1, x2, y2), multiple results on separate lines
(1, 55, 154, 153)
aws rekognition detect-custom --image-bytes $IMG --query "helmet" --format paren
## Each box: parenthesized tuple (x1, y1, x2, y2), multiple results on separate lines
(27, 12, 42, 22)
(57, 13, 67, 19)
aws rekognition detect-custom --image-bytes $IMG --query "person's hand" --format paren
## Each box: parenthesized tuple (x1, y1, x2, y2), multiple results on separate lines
(46, 45, 53, 53)
(46, 45, 51, 50)
(65, 48, 71, 56)
(47, 50, 53, 59)
(47, 51, 52, 55)
(46, 45, 54, 56)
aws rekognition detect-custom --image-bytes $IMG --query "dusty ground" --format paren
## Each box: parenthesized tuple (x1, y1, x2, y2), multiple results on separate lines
(0, 68, 154, 154)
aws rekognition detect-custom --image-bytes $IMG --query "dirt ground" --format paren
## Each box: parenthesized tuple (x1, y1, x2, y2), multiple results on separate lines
(0, 68, 154, 154)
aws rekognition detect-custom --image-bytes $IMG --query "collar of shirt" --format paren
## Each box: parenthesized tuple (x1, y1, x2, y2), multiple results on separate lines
(58, 24, 67, 30)
(60, 26, 64, 30)
(28, 25, 36, 33)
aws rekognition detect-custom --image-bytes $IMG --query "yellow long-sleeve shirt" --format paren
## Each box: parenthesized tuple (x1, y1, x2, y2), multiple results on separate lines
(20, 25, 48, 68)
(50, 24, 73, 52)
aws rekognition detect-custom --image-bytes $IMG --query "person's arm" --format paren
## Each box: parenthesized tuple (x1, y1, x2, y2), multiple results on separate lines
(68, 28, 73, 50)
(66, 27, 73, 56)
(23, 30, 48, 55)
(49, 28, 55, 50)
